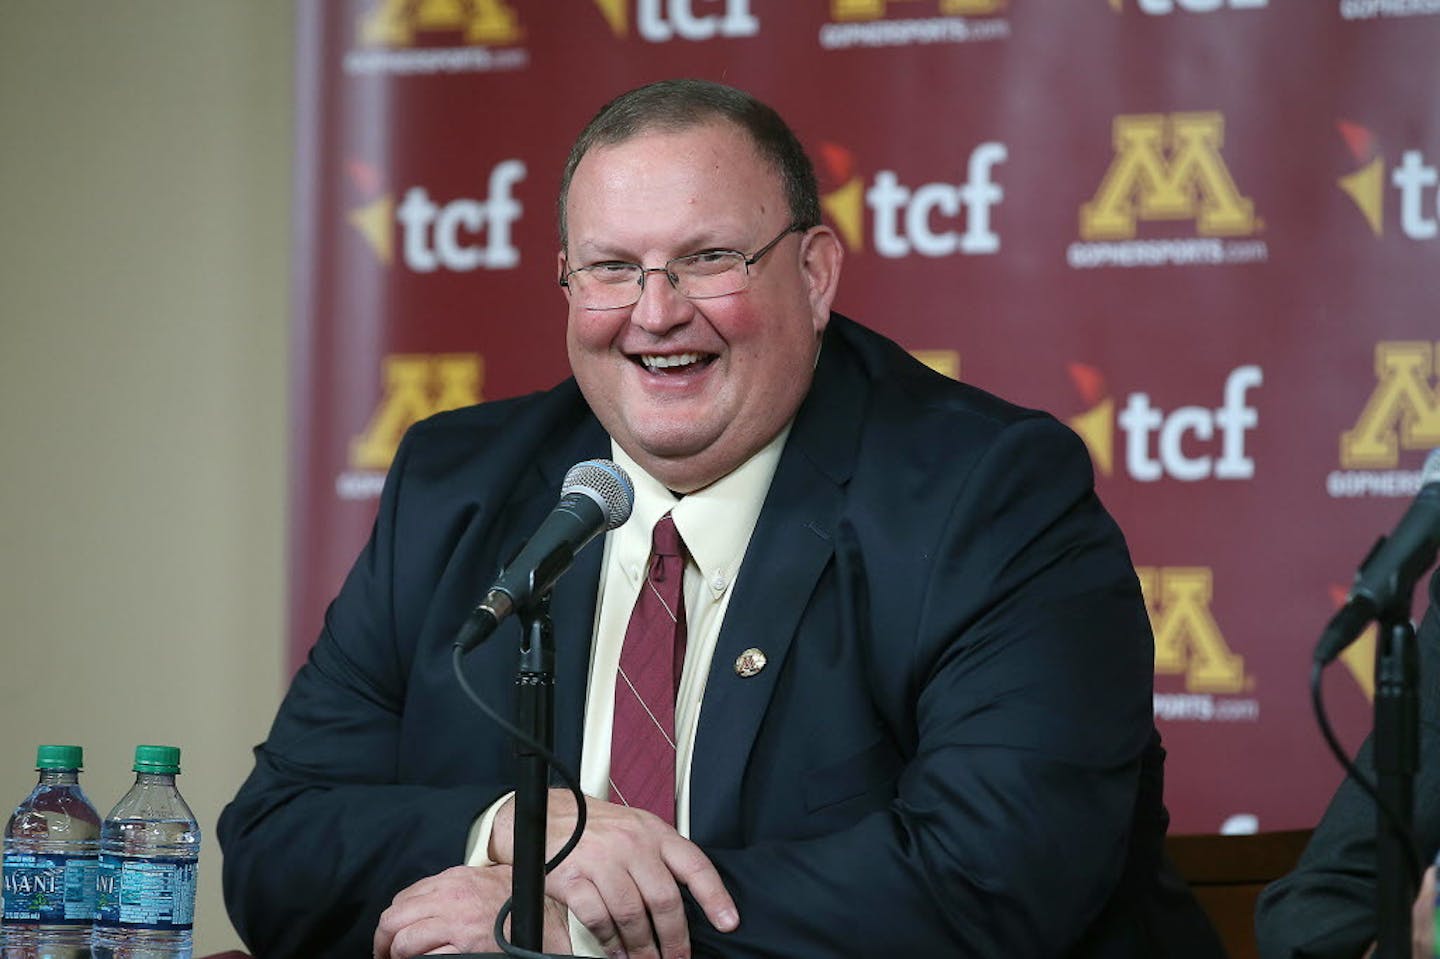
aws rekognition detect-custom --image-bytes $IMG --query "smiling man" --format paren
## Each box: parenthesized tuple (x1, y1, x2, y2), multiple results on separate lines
(219, 80, 1222, 959)
(560, 115, 835, 496)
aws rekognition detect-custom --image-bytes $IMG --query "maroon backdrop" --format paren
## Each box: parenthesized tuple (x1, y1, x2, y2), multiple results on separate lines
(289, 0, 1440, 834)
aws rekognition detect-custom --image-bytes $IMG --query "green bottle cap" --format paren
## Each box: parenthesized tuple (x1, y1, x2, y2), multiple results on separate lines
(133, 745, 181, 774)
(36, 745, 83, 770)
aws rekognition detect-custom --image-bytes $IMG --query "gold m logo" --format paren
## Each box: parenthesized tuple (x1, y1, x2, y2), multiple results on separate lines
(360, 0, 521, 47)
(1340, 342, 1440, 469)
(1080, 113, 1256, 241)
(832, 0, 1005, 19)
(909, 350, 960, 379)
(350, 354, 484, 470)
(1138, 566, 1247, 694)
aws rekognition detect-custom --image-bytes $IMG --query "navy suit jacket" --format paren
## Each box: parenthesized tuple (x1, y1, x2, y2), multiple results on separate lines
(219, 315, 1220, 958)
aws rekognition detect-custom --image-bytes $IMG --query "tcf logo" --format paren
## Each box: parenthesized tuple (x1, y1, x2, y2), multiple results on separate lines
(1066, 364, 1262, 482)
(1108, 0, 1265, 12)
(347, 160, 526, 273)
(817, 141, 1006, 257)
(1337, 120, 1440, 240)
(591, 0, 758, 42)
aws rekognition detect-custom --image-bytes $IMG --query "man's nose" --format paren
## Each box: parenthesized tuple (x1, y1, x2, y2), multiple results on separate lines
(630, 269, 692, 334)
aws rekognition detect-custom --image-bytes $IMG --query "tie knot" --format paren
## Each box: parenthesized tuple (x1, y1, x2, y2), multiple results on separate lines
(651, 513, 684, 561)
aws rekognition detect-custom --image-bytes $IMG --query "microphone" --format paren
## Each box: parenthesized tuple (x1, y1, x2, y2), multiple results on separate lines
(456, 459, 634, 653)
(1316, 448, 1440, 665)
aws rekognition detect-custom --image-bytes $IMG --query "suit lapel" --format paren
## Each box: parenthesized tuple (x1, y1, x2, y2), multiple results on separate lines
(688, 322, 867, 845)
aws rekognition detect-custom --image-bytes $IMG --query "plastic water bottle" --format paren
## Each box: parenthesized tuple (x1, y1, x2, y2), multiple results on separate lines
(91, 747, 199, 959)
(2, 744, 101, 959)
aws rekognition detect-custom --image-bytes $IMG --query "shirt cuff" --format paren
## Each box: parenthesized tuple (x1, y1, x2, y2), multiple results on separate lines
(463, 791, 515, 866)
(569, 914, 605, 958)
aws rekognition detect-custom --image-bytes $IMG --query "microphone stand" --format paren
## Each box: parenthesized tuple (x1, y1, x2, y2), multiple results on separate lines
(1374, 609, 1419, 959)
(510, 596, 555, 951)
(460, 595, 556, 959)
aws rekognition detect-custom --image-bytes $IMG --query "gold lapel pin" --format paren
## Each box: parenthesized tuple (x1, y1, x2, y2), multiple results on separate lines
(734, 647, 767, 678)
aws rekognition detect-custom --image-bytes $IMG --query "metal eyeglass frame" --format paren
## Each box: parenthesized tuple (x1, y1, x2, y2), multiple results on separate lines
(558, 223, 805, 310)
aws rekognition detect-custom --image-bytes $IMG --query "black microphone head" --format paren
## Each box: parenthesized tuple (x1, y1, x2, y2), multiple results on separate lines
(562, 459, 635, 531)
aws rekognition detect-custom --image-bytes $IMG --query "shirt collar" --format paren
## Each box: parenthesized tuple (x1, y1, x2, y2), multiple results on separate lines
(611, 426, 792, 591)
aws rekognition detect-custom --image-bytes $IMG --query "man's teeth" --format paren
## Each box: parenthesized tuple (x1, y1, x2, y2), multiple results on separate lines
(642, 353, 702, 370)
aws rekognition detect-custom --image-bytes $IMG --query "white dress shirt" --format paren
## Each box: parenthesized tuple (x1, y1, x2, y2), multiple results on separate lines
(466, 426, 789, 954)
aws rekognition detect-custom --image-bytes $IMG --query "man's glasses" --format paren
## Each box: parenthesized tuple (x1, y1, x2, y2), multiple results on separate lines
(560, 223, 805, 311)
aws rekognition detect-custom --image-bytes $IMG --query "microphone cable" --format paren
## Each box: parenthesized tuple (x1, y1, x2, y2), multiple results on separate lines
(1309, 656, 1422, 886)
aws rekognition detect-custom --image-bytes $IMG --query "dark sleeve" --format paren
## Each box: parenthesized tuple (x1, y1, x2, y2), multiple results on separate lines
(216, 433, 504, 959)
(1255, 570, 1440, 959)
(692, 418, 1161, 957)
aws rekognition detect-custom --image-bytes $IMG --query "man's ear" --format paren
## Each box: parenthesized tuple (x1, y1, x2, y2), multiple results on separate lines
(798, 225, 843, 334)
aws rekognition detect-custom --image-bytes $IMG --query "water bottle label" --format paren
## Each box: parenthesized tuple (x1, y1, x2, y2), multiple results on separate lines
(94, 855, 196, 930)
(2, 852, 98, 924)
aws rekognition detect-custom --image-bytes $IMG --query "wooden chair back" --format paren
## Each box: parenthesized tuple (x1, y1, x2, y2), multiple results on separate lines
(1166, 828, 1313, 959)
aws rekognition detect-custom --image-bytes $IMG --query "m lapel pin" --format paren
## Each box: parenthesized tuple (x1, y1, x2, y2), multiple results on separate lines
(734, 647, 767, 678)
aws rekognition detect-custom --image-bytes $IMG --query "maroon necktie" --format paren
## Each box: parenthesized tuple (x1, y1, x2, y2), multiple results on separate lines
(609, 512, 687, 824)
